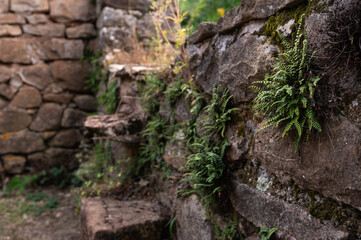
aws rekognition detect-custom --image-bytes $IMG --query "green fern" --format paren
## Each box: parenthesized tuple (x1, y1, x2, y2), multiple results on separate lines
(252, 14, 321, 151)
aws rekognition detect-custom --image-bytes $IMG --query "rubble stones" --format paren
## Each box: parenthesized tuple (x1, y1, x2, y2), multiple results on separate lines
(10, 85, 42, 108)
(0, 108, 32, 133)
(0, 130, 45, 154)
(30, 103, 64, 131)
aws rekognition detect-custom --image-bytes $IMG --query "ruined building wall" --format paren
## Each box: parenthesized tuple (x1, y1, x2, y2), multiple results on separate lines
(0, 0, 98, 175)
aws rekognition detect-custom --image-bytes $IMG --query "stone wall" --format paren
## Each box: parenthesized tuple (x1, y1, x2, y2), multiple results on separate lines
(0, 0, 98, 175)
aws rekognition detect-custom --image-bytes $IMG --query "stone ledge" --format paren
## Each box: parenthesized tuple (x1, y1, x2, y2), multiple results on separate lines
(230, 179, 349, 240)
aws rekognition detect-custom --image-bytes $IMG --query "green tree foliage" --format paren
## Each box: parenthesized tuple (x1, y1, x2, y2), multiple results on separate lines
(252, 15, 321, 151)
(181, 0, 240, 30)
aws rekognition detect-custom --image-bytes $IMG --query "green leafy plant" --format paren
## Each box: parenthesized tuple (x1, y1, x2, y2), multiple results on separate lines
(81, 49, 104, 94)
(180, 86, 236, 207)
(5, 175, 38, 197)
(259, 227, 278, 240)
(213, 215, 242, 240)
(252, 15, 321, 150)
(98, 80, 118, 114)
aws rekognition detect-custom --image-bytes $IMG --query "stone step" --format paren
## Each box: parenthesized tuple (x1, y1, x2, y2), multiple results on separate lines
(81, 197, 169, 240)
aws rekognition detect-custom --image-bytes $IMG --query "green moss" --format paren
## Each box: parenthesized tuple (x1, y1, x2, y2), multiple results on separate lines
(260, 0, 327, 45)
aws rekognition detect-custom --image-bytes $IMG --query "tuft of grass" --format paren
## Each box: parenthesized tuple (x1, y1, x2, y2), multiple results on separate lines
(98, 80, 118, 114)
(252, 15, 321, 151)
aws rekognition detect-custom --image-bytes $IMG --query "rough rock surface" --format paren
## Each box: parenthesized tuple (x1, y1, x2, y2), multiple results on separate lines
(49, 129, 83, 148)
(0, 130, 45, 154)
(0, 108, 32, 133)
(188, 22, 218, 45)
(175, 195, 213, 240)
(253, 117, 361, 210)
(50, 61, 89, 92)
(66, 24, 97, 39)
(0, 25, 22, 37)
(188, 24, 278, 103)
(102, 0, 151, 12)
(0, 38, 31, 64)
(230, 180, 349, 240)
(61, 108, 87, 128)
(0, 65, 12, 83)
(0, 13, 26, 24)
(0, 84, 17, 100)
(28, 148, 78, 170)
(10, 85, 42, 108)
(20, 64, 53, 90)
(32, 38, 84, 61)
(50, 0, 96, 23)
(30, 103, 64, 131)
(0, 0, 9, 13)
(81, 198, 168, 240)
(11, 0, 49, 13)
(22, 23, 65, 37)
(26, 14, 48, 24)
(2, 155, 26, 174)
(43, 92, 73, 104)
(74, 95, 97, 112)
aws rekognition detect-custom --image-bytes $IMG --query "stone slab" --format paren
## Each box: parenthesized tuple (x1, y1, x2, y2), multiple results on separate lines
(0, 108, 31, 133)
(11, 0, 49, 13)
(49, 129, 83, 148)
(61, 108, 87, 128)
(0, 0, 9, 13)
(230, 179, 348, 240)
(50, 0, 96, 23)
(0, 24, 22, 36)
(0, 38, 31, 64)
(20, 63, 53, 90)
(10, 85, 42, 108)
(30, 103, 64, 131)
(26, 14, 48, 24)
(66, 23, 96, 39)
(2, 155, 26, 174)
(0, 13, 25, 24)
(81, 198, 167, 240)
(0, 129, 45, 154)
(22, 23, 65, 37)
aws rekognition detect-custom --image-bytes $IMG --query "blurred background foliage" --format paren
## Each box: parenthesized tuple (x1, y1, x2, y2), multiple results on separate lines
(181, 0, 241, 31)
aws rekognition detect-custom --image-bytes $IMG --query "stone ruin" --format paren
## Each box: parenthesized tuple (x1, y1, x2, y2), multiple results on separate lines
(1, 0, 361, 239)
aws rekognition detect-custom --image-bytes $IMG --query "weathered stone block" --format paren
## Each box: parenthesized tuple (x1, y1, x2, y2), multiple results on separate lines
(188, 22, 218, 45)
(50, 61, 89, 92)
(97, 7, 137, 28)
(0, 25, 22, 36)
(10, 85, 42, 108)
(49, 129, 83, 148)
(0, 13, 25, 24)
(20, 63, 53, 90)
(11, 0, 49, 13)
(0, 65, 13, 83)
(61, 108, 87, 128)
(230, 180, 348, 240)
(28, 148, 78, 171)
(98, 27, 134, 51)
(66, 24, 96, 39)
(253, 117, 361, 210)
(0, 98, 8, 109)
(136, 13, 156, 39)
(74, 95, 97, 112)
(50, 0, 96, 23)
(26, 14, 48, 24)
(43, 92, 73, 104)
(0, 83, 16, 100)
(32, 38, 84, 60)
(0, 0, 9, 13)
(0, 38, 31, 64)
(0, 108, 32, 134)
(176, 195, 213, 240)
(2, 155, 26, 174)
(81, 198, 167, 240)
(0, 130, 45, 154)
(30, 103, 64, 131)
(22, 23, 65, 37)
(102, 0, 151, 12)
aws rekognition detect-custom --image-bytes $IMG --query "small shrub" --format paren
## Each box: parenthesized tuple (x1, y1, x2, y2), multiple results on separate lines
(252, 15, 321, 150)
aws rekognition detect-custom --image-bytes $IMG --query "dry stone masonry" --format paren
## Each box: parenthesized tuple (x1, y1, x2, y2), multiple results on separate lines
(0, 0, 97, 174)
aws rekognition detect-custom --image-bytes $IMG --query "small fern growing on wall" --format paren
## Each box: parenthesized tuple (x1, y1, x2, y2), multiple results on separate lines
(252, 15, 321, 150)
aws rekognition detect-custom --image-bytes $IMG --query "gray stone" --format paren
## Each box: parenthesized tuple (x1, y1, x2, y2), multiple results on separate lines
(11, 0, 49, 12)
(253, 117, 361, 210)
(176, 195, 212, 240)
(61, 108, 87, 128)
(49, 129, 83, 148)
(162, 135, 187, 171)
(0, 83, 16, 99)
(0, 129, 45, 154)
(0, 65, 13, 83)
(97, 6, 137, 29)
(20, 63, 53, 90)
(230, 180, 348, 240)
(0, 25, 22, 36)
(0, 0, 9, 13)
(43, 92, 73, 104)
(188, 22, 218, 45)
(0, 13, 26, 24)
(74, 95, 97, 112)
(0, 108, 31, 133)
(0, 38, 31, 64)
(22, 23, 65, 37)
(66, 24, 96, 39)
(32, 38, 84, 61)
(136, 13, 156, 39)
(28, 148, 78, 171)
(81, 198, 167, 240)
(189, 32, 279, 103)
(10, 85, 41, 108)
(2, 155, 26, 174)
(174, 99, 191, 123)
(50, 61, 89, 92)
(26, 14, 48, 24)
(50, 0, 96, 23)
(102, 0, 151, 12)
(30, 103, 64, 131)
(98, 26, 134, 51)
(220, 0, 304, 33)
